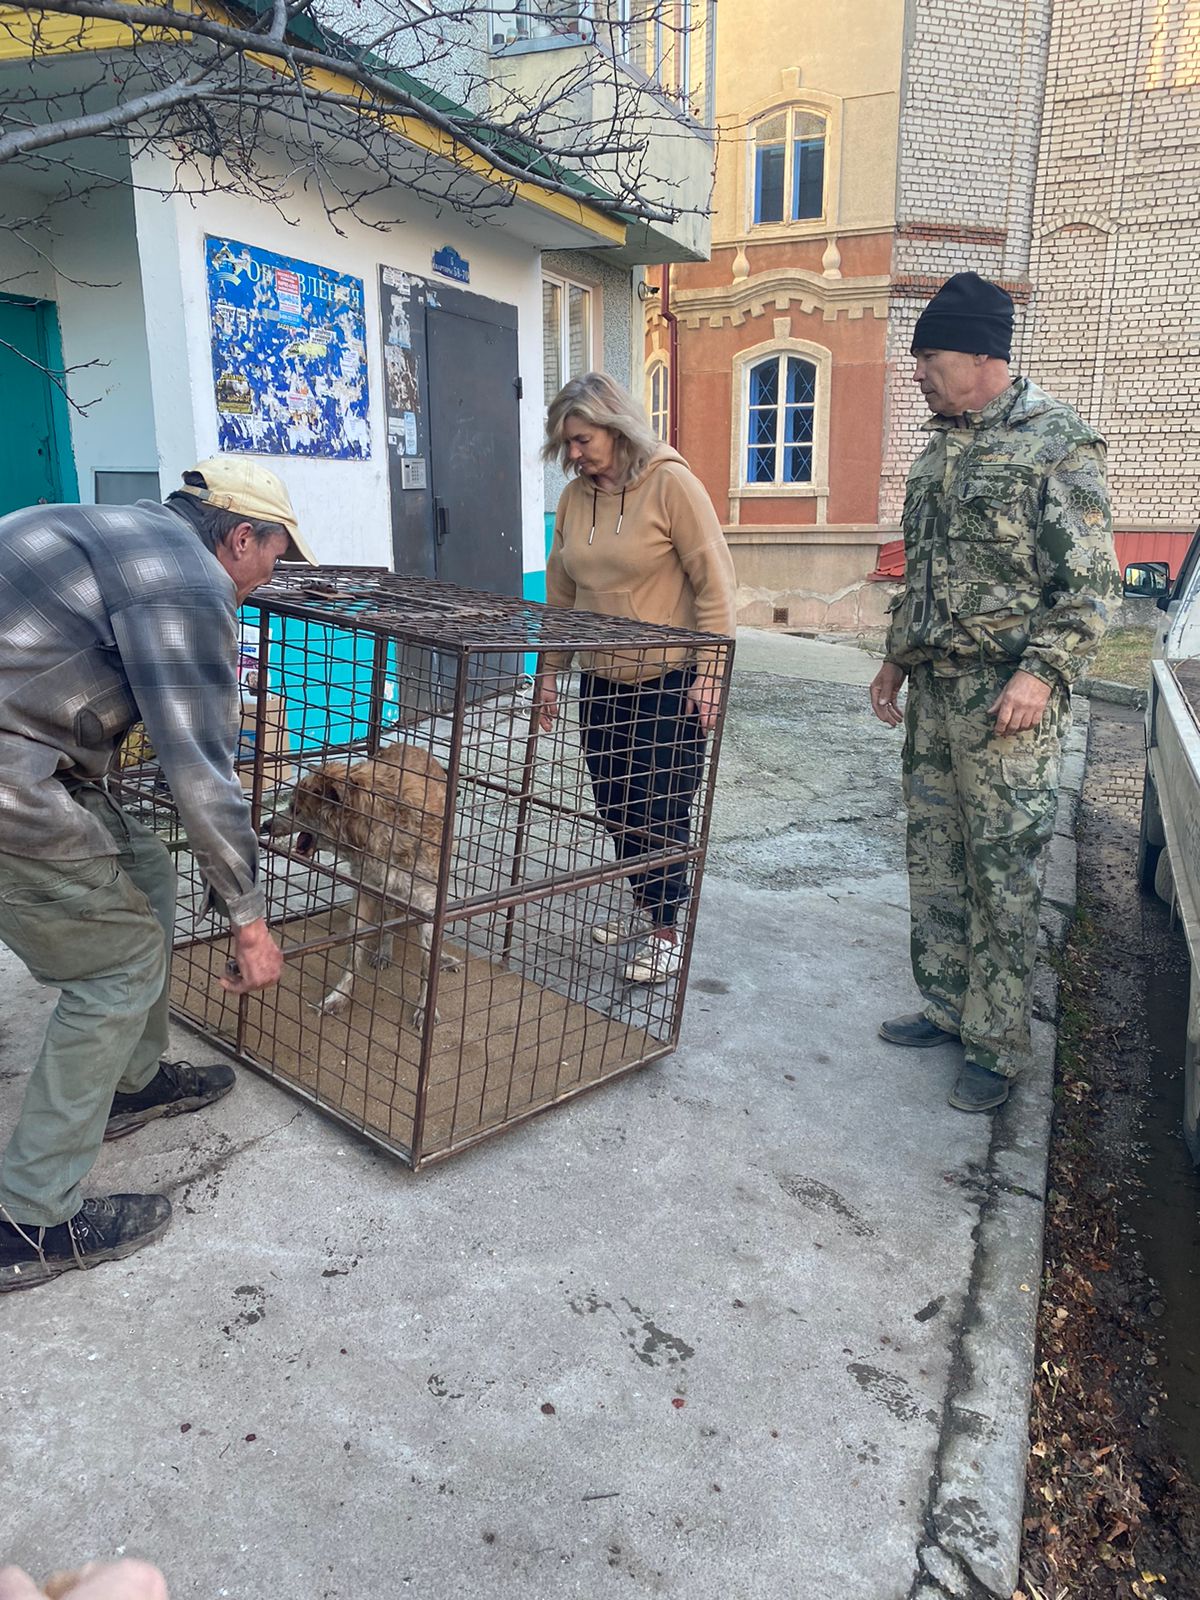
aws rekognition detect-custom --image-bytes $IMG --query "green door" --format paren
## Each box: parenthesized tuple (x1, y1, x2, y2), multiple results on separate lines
(0, 298, 72, 514)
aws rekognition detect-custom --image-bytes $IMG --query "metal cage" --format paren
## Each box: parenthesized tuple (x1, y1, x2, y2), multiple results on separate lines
(113, 568, 734, 1169)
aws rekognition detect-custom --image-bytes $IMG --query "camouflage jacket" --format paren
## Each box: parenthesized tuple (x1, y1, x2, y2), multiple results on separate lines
(884, 377, 1120, 688)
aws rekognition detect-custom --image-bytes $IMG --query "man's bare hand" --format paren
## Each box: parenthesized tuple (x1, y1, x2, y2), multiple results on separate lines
(220, 917, 284, 993)
(0, 1561, 168, 1600)
(533, 670, 559, 734)
(869, 661, 908, 728)
(988, 669, 1053, 737)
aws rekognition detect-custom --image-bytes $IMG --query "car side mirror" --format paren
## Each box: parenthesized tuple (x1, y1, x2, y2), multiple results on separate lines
(1123, 561, 1171, 602)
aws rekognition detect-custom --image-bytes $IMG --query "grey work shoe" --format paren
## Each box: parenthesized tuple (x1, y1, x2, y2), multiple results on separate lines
(878, 1012, 960, 1048)
(0, 1193, 172, 1294)
(105, 1058, 236, 1141)
(948, 1060, 1011, 1113)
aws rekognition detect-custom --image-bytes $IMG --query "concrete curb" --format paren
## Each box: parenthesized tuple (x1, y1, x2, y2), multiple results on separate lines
(912, 698, 1089, 1598)
(1077, 675, 1148, 710)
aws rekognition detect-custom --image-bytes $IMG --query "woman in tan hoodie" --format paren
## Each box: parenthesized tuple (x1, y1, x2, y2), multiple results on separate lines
(535, 372, 736, 985)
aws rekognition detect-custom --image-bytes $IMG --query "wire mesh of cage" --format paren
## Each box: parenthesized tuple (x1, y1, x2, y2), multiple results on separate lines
(111, 567, 734, 1169)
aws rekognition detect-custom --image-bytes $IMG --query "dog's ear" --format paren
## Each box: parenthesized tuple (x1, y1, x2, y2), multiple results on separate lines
(304, 766, 346, 805)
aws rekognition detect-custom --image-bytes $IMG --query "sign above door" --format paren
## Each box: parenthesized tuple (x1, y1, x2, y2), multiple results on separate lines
(431, 246, 470, 284)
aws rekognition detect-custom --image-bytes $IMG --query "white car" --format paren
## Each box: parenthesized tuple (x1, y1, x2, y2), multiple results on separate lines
(1127, 533, 1200, 1159)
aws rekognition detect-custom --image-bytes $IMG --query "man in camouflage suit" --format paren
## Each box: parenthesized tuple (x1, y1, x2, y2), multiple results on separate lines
(869, 272, 1119, 1111)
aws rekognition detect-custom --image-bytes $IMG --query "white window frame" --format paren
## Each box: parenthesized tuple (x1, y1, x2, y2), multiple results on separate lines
(647, 358, 669, 442)
(542, 270, 599, 402)
(492, 2, 594, 47)
(743, 353, 816, 487)
(730, 338, 832, 500)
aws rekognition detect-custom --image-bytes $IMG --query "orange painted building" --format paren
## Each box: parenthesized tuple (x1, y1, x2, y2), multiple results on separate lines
(644, 7, 903, 630)
(649, 0, 1200, 632)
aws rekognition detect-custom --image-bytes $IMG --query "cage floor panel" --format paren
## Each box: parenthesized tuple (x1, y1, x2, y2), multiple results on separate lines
(170, 915, 662, 1162)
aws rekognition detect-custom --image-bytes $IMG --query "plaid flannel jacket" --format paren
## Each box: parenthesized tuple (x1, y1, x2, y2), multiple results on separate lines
(0, 499, 265, 926)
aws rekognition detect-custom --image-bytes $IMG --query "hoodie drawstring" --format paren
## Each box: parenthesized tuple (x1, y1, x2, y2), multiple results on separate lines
(588, 486, 626, 546)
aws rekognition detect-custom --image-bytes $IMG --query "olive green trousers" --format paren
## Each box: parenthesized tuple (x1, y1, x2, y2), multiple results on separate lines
(903, 664, 1066, 1079)
(0, 786, 174, 1226)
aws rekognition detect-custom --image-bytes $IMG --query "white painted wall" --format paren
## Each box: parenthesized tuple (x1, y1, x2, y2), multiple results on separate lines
(53, 185, 158, 503)
(132, 150, 551, 579)
(0, 176, 157, 504)
(0, 179, 55, 300)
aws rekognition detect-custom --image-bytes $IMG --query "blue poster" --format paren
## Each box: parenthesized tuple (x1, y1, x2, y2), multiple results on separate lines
(205, 236, 370, 459)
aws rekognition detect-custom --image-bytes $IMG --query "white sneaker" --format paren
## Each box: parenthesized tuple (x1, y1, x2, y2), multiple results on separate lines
(622, 936, 683, 984)
(591, 910, 653, 947)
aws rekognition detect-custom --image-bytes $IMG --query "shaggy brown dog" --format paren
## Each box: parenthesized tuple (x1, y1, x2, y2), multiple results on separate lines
(267, 740, 458, 1028)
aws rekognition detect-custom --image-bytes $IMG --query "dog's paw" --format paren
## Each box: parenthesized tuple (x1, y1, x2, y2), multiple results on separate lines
(409, 1004, 441, 1032)
(365, 948, 392, 971)
(439, 949, 463, 972)
(314, 990, 350, 1016)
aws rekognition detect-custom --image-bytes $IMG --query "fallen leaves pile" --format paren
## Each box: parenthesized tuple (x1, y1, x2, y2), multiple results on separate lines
(1016, 909, 1200, 1599)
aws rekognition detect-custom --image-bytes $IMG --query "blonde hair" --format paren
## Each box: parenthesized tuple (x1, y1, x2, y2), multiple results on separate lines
(542, 371, 660, 488)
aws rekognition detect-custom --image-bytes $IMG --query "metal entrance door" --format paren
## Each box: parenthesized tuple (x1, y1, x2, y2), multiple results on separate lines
(377, 273, 524, 716)
(380, 270, 523, 598)
(0, 298, 69, 513)
(425, 285, 522, 598)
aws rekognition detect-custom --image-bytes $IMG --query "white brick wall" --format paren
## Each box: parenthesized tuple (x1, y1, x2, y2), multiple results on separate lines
(1020, 0, 1200, 524)
(879, 0, 1052, 521)
(880, 0, 1200, 529)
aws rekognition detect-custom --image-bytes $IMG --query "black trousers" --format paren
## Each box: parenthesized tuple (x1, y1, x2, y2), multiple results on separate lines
(578, 670, 704, 930)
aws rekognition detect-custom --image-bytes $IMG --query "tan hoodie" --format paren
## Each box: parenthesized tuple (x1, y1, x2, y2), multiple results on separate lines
(544, 445, 737, 683)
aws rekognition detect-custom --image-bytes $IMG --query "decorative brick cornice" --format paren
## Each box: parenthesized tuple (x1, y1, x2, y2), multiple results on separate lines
(897, 220, 1009, 248)
(672, 268, 890, 329)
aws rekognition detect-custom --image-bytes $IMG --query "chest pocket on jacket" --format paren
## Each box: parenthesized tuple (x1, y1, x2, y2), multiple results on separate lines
(952, 465, 1038, 539)
(948, 464, 1040, 592)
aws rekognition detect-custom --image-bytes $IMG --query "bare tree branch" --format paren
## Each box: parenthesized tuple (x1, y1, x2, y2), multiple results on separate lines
(0, 54, 231, 163)
(0, 335, 109, 415)
(0, 0, 710, 226)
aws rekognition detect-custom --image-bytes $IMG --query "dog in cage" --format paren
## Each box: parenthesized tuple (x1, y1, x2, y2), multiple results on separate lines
(265, 740, 460, 1029)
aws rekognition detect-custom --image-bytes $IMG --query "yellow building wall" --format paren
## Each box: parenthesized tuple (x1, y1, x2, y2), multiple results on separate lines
(709, 0, 905, 249)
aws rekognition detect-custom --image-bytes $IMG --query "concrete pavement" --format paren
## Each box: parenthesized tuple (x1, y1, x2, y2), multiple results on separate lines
(0, 629, 1077, 1599)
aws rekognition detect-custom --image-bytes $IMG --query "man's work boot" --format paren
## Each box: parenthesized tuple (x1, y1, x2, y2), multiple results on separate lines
(948, 1061, 1011, 1113)
(105, 1058, 236, 1141)
(878, 1013, 960, 1048)
(0, 1194, 172, 1293)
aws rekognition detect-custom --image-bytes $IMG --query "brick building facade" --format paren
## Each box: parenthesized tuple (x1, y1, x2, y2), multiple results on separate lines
(1022, 0, 1200, 534)
(658, 0, 1200, 630)
(646, 1, 903, 629)
(880, 0, 1052, 523)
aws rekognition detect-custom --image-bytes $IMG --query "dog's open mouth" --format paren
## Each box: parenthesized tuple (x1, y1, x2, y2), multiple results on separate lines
(294, 830, 316, 858)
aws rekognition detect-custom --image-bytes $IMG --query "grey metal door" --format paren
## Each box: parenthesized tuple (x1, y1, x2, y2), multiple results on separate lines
(425, 284, 522, 598)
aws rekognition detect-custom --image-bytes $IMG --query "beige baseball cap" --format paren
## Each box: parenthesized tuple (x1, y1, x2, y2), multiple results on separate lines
(178, 457, 317, 565)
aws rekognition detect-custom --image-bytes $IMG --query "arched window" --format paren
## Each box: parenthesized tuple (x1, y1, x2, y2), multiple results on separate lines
(745, 355, 816, 485)
(752, 109, 826, 225)
(647, 359, 669, 442)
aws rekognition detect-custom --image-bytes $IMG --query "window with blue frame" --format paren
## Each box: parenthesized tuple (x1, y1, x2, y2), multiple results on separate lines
(745, 355, 817, 486)
(752, 109, 826, 225)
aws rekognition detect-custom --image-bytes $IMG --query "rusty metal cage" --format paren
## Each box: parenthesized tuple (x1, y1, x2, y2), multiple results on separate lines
(112, 569, 733, 1168)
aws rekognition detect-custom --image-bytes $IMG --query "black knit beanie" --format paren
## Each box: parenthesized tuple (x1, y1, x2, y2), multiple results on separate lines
(911, 272, 1013, 361)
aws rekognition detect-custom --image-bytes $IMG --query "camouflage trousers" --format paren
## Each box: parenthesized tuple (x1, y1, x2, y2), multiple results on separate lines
(902, 663, 1067, 1079)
